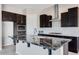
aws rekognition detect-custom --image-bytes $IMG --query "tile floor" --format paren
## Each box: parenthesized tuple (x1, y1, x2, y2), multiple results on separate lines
(0, 45, 78, 55)
(0, 45, 17, 55)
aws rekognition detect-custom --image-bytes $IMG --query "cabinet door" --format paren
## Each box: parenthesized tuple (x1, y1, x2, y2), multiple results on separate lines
(10, 13, 16, 22)
(68, 37, 78, 53)
(68, 7, 78, 27)
(48, 15, 52, 27)
(21, 15, 26, 25)
(61, 12, 69, 27)
(40, 14, 52, 27)
(16, 14, 26, 25)
(40, 14, 47, 27)
(8, 12, 13, 21)
(2, 11, 16, 21)
(40, 15, 43, 27)
(8, 12, 17, 21)
(2, 11, 9, 21)
(16, 14, 21, 25)
(13, 14, 17, 22)
(2, 11, 7, 21)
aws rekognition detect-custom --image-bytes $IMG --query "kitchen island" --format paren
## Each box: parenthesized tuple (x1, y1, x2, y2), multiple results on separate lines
(16, 35, 71, 55)
(38, 34, 79, 53)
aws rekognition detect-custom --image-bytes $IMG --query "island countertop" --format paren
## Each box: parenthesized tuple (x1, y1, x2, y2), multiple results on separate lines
(16, 35, 71, 55)
(38, 33, 79, 38)
(38, 33, 79, 53)
(26, 35, 71, 51)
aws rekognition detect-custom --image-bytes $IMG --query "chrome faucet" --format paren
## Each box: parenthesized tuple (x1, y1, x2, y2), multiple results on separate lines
(34, 28, 37, 35)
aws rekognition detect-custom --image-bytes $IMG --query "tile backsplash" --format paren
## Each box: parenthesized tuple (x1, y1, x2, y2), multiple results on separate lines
(38, 21, 79, 36)
(39, 27, 79, 36)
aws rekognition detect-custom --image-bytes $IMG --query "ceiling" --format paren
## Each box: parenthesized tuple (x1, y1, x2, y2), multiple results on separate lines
(2, 4, 54, 14)
(3, 4, 53, 9)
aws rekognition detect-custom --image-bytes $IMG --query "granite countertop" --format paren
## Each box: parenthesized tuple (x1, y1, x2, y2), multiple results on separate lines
(26, 35, 71, 50)
(38, 33, 79, 38)
(49, 33, 79, 37)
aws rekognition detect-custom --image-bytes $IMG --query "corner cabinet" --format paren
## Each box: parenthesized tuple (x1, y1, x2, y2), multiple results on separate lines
(40, 14, 52, 27)
(61, 7, 79, 27)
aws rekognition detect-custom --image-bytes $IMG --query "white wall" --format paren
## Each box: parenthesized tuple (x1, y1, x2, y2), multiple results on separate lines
(0, 4, 2, 50)
(26, 14, 39, 35)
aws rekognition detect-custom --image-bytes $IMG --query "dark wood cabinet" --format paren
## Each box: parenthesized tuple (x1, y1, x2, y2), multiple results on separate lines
(48, 15, 52, 27)
(38, 34, 79, 53)
(2, 11, 16, 21)
(40, 14, 52, 27)
(2, 11, 9, 21)
(22, 15, 26, 25)
(61, 12, 69, 27)
(16, 14, 26, 25)
(2, 11, 26, 25)
(68, 7, 78, 27)
(61, 7, 79, 27)
(2, 11, 26, 43)
(68, 37, 78, 53)
(40, 14, 47, 27)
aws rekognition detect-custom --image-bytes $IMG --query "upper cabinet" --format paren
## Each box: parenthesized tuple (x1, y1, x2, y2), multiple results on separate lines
(2, 11, 26, 25)
(40, 14, 52, 27)
(2, 11, 16, 21)
(16, 14, 26, 25)
(61, 12, 69, 27)
(61, 7, 79, 27)
(68, 7, 78, 27)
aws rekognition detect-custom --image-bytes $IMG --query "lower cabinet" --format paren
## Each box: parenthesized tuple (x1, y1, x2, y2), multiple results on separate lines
(68, 37, 79, 53)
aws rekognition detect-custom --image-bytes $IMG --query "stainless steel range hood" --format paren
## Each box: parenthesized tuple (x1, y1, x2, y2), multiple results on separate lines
(49, 4, 60, 22)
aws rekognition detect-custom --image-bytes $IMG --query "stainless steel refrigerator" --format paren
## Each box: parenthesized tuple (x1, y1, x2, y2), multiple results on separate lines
(2, 21, 14, 46)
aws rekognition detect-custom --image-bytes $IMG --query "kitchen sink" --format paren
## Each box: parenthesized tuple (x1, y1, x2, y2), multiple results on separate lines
(49, 32, 62, 34)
